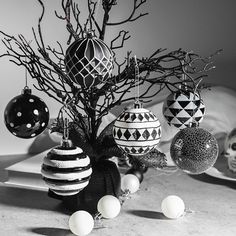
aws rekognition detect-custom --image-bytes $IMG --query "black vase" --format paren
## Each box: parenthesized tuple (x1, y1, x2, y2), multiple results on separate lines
(49, 159, 121, 214)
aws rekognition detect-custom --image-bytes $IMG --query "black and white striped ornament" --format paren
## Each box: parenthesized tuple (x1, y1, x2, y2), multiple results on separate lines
(163, 91, 205, 129)
(64, 32, 113, 89)
(41, 141, 92, 196)
(113, 106, 162, 156)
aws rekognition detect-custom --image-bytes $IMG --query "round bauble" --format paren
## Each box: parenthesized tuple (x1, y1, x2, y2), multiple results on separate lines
(125, 168, 144, 183)
(170, 127, 219, 174)
(64, 33, 113, 89)
(113, 107, 161, 156)
(121, 174, 140, 193)
(69, 210, 94, 236)
(161, 195, 185, 219)
(41, 140, 92, 196)
(4, 87, 49, 139)
(163, 91, 205, 129)
(97, 195, 121, 219)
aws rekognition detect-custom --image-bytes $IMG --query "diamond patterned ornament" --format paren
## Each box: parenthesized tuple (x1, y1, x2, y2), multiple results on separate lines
(64, 32, 113, 89)
(163, 91, 205, 129)
(41, 140, 92, 196)
(113, 107, 162, 156)
(4, 87, 49, 139)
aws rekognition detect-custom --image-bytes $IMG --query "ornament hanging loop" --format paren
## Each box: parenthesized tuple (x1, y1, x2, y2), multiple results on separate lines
(134, 55, 142, 108)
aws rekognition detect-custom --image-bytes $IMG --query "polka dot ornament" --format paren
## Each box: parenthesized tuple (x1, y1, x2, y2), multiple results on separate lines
(170, 127, 219, 174)
(4, 87, 49, 139)
(64, 32, 113, 89)
(113, 107, 161, 156)
(163, 90, 205, 129)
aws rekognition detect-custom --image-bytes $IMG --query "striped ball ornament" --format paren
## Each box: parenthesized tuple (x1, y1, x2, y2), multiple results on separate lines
(41, 142, 92, 196)
(64, 33, 113, 89)
(113, 107, 162, 156)
(163, 91, 205, 129)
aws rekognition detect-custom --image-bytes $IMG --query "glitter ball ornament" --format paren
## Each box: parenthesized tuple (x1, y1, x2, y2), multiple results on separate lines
(121, 174, 140, 193)
(161, 195, 185, 219)
(170, 127, 219, 174)
(163, 91, 205, 129)
(64, 32, 113, 89)
(97, 195, 121, 219)
(113, 107, 161, 156)
(4, 87, 49, 139)
(69, 210, 94, 236)
(41, 140, 92, 196)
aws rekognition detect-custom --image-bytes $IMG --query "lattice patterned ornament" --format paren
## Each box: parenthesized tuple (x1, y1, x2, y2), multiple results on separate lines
(64, 32, 113, 89)
(41, 139, 92, 196)
(113, 105, 162, 157)
(4, 87, 49, 139)
(163, 90, 205, 129)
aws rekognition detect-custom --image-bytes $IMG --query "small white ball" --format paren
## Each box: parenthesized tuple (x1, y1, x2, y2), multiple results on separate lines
(121, 174, 140, 193)
(161, 195, 185, 219)
(69, 210, 94, 236)
(97, 195, 121, 219)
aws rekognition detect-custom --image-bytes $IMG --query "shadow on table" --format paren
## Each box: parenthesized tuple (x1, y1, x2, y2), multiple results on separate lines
(28, 227, 73, 236)
(189, 174, 236, 190)
(127, 210, 166, 220)
(0, 186, 69, 213)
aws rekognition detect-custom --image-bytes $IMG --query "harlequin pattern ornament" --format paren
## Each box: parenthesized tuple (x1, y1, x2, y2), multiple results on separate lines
(64, 32, 113, 89)
(4, 87, 49, 139)
(170, 127, 219, 174)
(163, 90, 205, 129)
(113, 106, 161, 156)
(41, 140, 92, 196)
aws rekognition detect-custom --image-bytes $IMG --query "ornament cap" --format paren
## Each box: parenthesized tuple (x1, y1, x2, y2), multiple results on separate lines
(22, 86, 32, 95)
(61, 138, 73, 148)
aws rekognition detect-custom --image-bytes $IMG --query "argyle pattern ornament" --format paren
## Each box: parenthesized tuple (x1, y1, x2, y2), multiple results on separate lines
(64, 33, 113, 89)
(163, 91, 205, 129)
(113, 107, 162, 156)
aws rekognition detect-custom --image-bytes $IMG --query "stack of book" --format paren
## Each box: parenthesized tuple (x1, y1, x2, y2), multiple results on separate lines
(3, 151, 48, 191)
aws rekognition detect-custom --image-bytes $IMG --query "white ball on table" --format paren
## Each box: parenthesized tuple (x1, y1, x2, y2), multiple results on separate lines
(161, 195, 185, 219)
(69, 210, 94, 236)
(97, 195, 121, 219)
(121, 174, 140, 193)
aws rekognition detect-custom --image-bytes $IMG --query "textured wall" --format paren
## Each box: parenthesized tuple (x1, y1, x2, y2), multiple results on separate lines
(0, 0, 235, 154)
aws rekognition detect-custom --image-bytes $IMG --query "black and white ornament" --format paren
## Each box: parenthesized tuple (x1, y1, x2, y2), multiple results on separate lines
(64, 31, 113, 89)
(41, 139, 92, 196)
(163, 90, 205, 129)
(113, 105, 162, 156)
(4, 87, 49, 139)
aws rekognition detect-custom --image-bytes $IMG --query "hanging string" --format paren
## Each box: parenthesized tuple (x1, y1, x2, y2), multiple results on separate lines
(63, 117, 69, 141)
(134, 55, 141, 108)
(94, 0, 101, 21)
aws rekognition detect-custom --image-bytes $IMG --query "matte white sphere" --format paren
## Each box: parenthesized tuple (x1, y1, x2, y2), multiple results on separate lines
(69, 210, 94, 236)
(97, 195, 121, 219)
(121, 174, 140, 193)
(161, 195, 185, 219)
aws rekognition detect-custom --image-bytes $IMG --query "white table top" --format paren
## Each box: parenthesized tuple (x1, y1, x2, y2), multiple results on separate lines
(0, 153, 236, 236)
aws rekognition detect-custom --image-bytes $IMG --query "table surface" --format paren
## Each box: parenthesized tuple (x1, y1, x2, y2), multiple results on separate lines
(0, 154, 236, 236)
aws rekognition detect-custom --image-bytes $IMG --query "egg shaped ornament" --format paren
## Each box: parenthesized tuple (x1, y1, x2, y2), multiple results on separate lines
(163, 90, 205, 129)
(41, 140, 92, 196)
(4, 87, 49, 139)
(113, 104, 162, 156)
(170, 127, 219, 174)
(64, 31, 113, 89)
